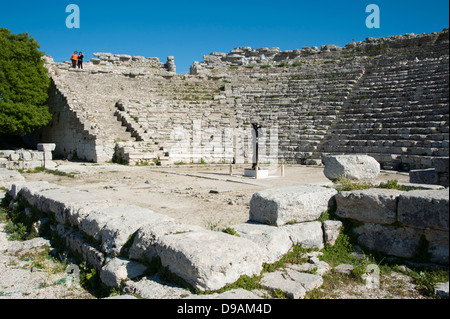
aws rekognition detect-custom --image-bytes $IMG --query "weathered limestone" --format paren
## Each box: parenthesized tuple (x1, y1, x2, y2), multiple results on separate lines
(260, 269, 323, 299)
(96, 205, 175, 257)
(124, 275, 192, 299)
(0, 168, 25, 189)
(231, 222, 293, 264)
(100, 257, 148, 288)
(155, 230, 264, 291)
(323, 220, 343, 246)
(128, 221, 204, 262)
(336, 186, 449, 264)
(354, 223, 423, 259)
(249, 185, 337, 226)
(282, 221, 324, 249)
(322, 155, 380, 181)
(0, 146, 55, 171)
(335, 188, 403, 224)
(166, 56, 176, 73)
(398, 189, 449, 231)
(37, 143, 57, 169)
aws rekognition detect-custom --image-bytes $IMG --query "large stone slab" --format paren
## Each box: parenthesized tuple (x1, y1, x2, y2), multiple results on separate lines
(8, 181, 62, 201)
(322, 155, 380, 181)
(335, 188, 403, 224)
(156, 230, 264, 291)
(282, 221, 324, 249)
(249, 185, 337, 226)
(231, 222, 292, 264)
(398, 189, 449, 231)
(35, 188, 110, 225)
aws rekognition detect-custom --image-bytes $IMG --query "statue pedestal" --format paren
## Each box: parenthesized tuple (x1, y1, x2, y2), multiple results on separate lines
(244, 168, 269, 179)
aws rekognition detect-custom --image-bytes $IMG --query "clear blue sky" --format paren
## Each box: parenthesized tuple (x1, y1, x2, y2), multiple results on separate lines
(1, 0, 449, 73)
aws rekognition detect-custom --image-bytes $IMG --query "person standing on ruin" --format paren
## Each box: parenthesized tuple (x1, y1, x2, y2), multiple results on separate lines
(78, 51, 84, 69)
(71, 51, 78, 68)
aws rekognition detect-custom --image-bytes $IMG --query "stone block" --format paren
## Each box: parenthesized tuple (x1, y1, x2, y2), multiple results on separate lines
(260, 269, 323, 299)
(82, 243, 105, 271)
(249, 185, 337, 226)
(322, 155, 380, 181)
(409, 168, 439, 185)
(36, 188, 110, 225)
(231, 222, 292, 264)
(66, 231, 85, 255)
(282, 221, 324, 249)
(398, 189, 449, 231)
(156, 230, 264, 291)
(100, 257, 148, 288)
(354, 223, 423, 259)
(424, 229, 449, 264)
(433, 157, 449, 174)
(323, 220, 343, 246)
(8, 181, 63, 202)
(129, 222, 204, 262)
(335, 188, 403, 224)
(99, 205, 175, 257)
(124, 275, 192, 299)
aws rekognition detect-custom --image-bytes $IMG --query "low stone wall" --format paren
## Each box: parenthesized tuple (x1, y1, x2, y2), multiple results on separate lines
(4, 180, 343, 293)
(335, 187, 449, 264)
(0, 144, 56, 170)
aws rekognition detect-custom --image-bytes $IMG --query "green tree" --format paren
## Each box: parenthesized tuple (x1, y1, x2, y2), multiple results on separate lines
(0, 28, 52, 136)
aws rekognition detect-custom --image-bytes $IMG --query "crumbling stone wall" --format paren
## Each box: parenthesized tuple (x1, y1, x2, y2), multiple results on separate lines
(0, 144, 56, 170)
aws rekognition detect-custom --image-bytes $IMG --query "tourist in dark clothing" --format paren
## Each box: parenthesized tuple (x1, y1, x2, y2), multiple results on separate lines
(78, 52, 84, 69)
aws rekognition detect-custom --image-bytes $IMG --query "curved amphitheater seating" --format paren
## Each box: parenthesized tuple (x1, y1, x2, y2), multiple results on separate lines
(40, 29, 449, 170)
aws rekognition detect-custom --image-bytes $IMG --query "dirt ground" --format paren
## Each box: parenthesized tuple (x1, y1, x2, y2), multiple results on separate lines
(20, 162, 410, 230)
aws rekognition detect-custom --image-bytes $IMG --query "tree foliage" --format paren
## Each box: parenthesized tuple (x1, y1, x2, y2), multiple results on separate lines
(0, 28, 52, 136)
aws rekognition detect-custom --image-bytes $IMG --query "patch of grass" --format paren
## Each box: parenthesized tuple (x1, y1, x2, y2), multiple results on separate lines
(334, 176, 411, 192)
(222, 227, 240, 237)
(408, 268, 449, 297)
(25, 167, 76, 178)
(263, 245, 309, 273)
